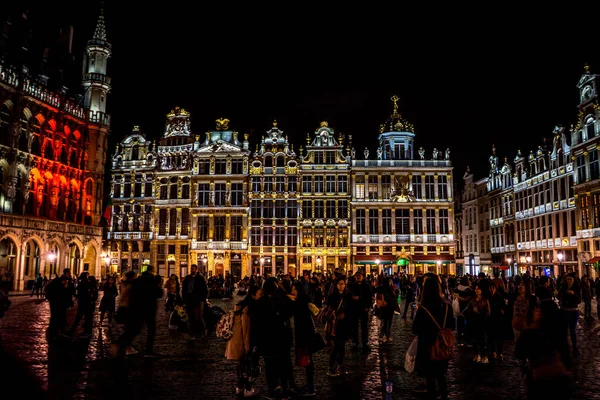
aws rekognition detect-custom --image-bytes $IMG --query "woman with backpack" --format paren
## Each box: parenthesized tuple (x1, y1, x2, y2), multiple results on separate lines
(412, 275, 455, 400)
(225, 285, 261, 397)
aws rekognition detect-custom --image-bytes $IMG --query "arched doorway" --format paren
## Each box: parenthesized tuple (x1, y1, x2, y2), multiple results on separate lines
(68, 243, 81, 275)
(83, 244, 97, 276)
(0, 237, 18, 290)
(24, 240, 41, 280)
(47, 242, 60, 278)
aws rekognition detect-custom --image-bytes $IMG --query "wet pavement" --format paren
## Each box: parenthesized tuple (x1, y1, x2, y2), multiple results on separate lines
(1, 293, 599, 400)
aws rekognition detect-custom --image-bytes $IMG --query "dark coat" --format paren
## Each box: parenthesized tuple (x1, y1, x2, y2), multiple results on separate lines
(254, 292, 293, 356)
(412, 300, 455, 377)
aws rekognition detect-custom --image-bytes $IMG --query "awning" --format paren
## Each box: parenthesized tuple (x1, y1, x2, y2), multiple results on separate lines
(496, 265, 510, 270)
(353, 255, 397, 265)
(412, 254, 455, 264)
(587, 256, 600, 264)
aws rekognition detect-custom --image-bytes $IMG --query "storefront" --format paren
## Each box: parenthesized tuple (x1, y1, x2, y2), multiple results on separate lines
(353, 255, 398, 275)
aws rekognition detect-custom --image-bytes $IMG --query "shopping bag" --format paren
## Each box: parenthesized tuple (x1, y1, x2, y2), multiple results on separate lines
(452, 298, 461, 317)
(404, 336, 418, 374)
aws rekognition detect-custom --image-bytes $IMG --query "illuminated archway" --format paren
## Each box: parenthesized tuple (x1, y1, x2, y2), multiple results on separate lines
(83, 243, 97, 276)
(68, 242, 82, 275)
(0, 237, 18, 290)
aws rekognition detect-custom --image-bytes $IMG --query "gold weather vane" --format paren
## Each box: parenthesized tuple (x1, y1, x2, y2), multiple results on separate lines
(391, 95, 399, 117)
(215, 118, 230, 131)
(584, 63, 591, 74)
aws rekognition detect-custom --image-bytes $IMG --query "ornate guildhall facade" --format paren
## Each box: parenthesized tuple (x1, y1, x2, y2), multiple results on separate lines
(0, 9, 110, 289)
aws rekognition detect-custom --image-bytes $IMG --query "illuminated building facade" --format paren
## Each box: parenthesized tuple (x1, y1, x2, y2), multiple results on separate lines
(108, 112, 251, 279)
(572, 66, 600, 276)
(461, 171, 490, 276)
(351, 97, 455, 275)
(0, 9, 110, 289)
(298, 121, 351, 273)
(248, 121, 299, 276)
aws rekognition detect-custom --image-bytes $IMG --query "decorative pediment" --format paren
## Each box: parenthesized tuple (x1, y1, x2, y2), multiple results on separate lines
(197, 141, 244, 154)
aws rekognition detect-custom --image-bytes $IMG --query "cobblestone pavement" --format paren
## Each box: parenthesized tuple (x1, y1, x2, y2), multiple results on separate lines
(1, 293, 600, 400)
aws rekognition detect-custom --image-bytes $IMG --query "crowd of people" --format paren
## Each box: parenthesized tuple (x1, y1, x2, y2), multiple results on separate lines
(1, 265, 591, 399)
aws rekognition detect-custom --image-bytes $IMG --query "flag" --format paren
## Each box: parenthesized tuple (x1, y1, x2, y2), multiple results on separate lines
(103, 198, 112, 221)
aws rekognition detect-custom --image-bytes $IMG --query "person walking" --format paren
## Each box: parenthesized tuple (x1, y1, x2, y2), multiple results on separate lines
(99, 276, 119, 326)
(412, 276, 455, 400)
(349, 271, 372, 352)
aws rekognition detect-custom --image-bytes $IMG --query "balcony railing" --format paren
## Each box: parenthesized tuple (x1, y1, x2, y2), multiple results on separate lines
(351, 233, 454, 245)
(191, 241, 248, 250)
(0, 213, 103, 238)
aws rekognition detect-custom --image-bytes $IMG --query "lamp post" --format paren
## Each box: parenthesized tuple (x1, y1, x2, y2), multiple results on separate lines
(375, 257, 380, 274)
(507, 257, 512, 277)
(557, 252, 563, 275)
(104, 253, 110, 275)
(260, 256, 265, 277)
(316, 256, 322, 272)
(47, 250, 56, 276)
(526, 255, 532, 275)
(437, 259, 442, 275)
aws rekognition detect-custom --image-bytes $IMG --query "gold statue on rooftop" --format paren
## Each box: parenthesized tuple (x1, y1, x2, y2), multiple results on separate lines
(216, 118, 230, 131)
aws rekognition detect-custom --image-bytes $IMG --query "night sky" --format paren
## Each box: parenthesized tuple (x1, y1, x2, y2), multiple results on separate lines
(5, 2, 600, 189)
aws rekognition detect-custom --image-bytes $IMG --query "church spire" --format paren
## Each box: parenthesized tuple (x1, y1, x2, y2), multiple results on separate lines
(93, 2, 107, 41)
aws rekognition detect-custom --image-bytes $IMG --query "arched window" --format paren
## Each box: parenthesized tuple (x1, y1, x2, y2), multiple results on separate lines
(68, 243, 81, 274)
(264, 155, 273, 167)
(86, 179, 93, 196)
(276, 155, 285, 167)
(18, 132, 28, 151)
(24, 241, 40, 277)
(70, 150, 78, 167)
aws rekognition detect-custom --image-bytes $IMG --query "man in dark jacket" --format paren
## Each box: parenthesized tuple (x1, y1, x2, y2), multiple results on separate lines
(349, 271, 373, 351)
(115, 265, 163, 357)
(182, 264, 208, 338)
(45, 274, 73, 338)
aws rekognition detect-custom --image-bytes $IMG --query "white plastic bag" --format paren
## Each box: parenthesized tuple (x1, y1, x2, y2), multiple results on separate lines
(404, 336, 418, 374)
(452, 298, 461, 317)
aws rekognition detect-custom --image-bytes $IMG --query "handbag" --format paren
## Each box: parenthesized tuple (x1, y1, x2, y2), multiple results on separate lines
(308, 331, 327, 354)
(296, 348, 311, 367)
(404, 336, 418, 373)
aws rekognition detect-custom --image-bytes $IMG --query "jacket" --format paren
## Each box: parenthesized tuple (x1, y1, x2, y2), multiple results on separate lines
(225, 305, 251, 361)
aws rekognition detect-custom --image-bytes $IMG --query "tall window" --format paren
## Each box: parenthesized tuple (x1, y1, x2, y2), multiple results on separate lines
(338, 200, 348, 219)
(577, 155, 586, 183)
(438, 175, 448, 200)
(326, 227, 336, 247)
(302, 201, 312, 219)
(426, 209, 436, 233)
(197, 216, 208, 241)
(439, 209, 449, 234)
(276, 176, 285, 192)
(314, 228, 324, 246)
(381, 175, 391, 200)
(355, 175, 365, 199)
(326, 176, 335, 193)
(160, 183, 167, 200)
(231, 183, 243, 206)
(288, 227, 297, 246)
(275, 200, 286, 219)
(181, 208, 190, 236)
(251, 200, 261, 220)
(231, 160, 243, 174)
(314, 200, 324, 219)
(159, 209, 168, 235)
(369, 209, 379, 234)
(302, 228, 312, 247)
(215, 160, 226, 174)
(287, 200, 298, 219)
(368, 175, 378, 200)
(382, 209, 392, 234)
(214, 216, 225, 241)
(252, 177, 261, 192)
(169, 178, 178, 199)
(275, 227, 286, 246)
(593, 194, 600, 228)
(214, 183, 226, 206)
(263, 177, 273, 192)
(199, 160, 210, 174)
(302, 176, 312, 193)
(144, 181, 152, 197)
(314, 151, 323, 164)
(356, 209, 366, 234)
(326, 200, 336, 219)
(413, 209, 423, 234)
(198, 183, 210, 206)
(412, 175, 422, 200)
(326, 151, 336, 164)
(134, 181, 142, 198)
(338, 175, 347, 193)
(590, 150, 599, 180)
(114, 182, 121, 198)
(169, 208, 177, 235)
(263, 200, 273, 219)
(288, 176, 297, 192)
(181, 182, 190, 199)
(425, 175, 435, 200)
(251, 227, 261, 246)
(263, 227, 273, 246)
(314, 176, 324, 193)
(395, 209, 410, 234)
(231, 216, 242, 241)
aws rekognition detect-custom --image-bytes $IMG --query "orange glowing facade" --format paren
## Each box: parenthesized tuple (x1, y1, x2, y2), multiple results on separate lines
(0, 9, 110, 290)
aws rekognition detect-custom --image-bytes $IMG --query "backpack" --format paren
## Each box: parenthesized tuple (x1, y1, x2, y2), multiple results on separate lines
(420, 303, 455, 361)
(215, 310, 235, 340)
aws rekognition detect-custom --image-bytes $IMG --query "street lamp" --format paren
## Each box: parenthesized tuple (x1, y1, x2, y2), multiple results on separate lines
(104, 253, 110, 275)
(507, 257, 512, 277)
(437, 259, 442, 275)
(48, 250, 56, 276)
(260, 256, 265, 276)
(526, 255, 532, 275)
(557, 252, 563, 274)
(316, 256, 322, 272)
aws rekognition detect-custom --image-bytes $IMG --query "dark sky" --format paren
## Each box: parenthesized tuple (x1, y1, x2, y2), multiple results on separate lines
(6, 2, 600, 188)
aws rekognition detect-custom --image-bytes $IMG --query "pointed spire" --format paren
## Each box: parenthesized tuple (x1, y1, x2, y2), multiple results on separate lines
(93, 2, 107, 41)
